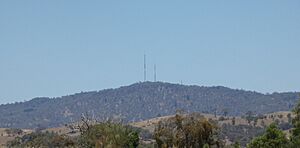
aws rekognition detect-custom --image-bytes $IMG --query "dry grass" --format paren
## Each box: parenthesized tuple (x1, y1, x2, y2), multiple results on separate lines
(0, 128, 33, 147)
(131, 111, 294, 132)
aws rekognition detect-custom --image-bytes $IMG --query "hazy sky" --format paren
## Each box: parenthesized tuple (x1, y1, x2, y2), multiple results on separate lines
(1, 1, 300, 104)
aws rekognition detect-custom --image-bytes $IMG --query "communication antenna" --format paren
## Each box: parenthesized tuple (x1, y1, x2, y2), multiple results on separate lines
(154, 64, 157, 82)
(144, 54, 146, 82)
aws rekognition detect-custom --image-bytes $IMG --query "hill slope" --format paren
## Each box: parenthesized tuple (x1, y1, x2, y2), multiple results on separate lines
(0, 111, 293, 147)
(0, 82, 298, 128)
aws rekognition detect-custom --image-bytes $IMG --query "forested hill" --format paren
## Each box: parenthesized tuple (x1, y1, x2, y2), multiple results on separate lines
(0, 82, 298, 129)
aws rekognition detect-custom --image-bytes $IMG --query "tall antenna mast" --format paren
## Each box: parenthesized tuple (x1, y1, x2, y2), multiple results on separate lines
(154, 64, 156, 82)
(144, 54, 146, 82)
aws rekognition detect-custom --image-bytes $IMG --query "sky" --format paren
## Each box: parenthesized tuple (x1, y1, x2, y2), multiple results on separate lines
(0, 1, 300, 104)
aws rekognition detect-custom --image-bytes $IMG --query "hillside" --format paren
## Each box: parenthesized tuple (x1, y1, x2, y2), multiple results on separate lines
(132, 111, 295, 146)
(0, 111, 294, 147)
(0, 82, 298, 129)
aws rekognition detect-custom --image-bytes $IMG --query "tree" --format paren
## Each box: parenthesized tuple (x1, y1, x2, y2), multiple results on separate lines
(154, 113, 223, 148)
(70, 113, 140, 148)
(232, 141, 241, 148)
(232, 117, 236, 126)
(290, 95, 300, 147)
(128, 131, 139, 148)
(222, 108, 229, 117)
(287, 113, 292, 123)
(203, 143, 210, 148)
(213, 108, 217, 118)
(253, 118, 258, 127)
(78, 122, 139, 148)
(247, 123, 289, 148)
(245, 111, 253, 125)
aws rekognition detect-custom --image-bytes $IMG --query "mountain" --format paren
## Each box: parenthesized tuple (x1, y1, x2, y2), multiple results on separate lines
(0, 82, 298, 129)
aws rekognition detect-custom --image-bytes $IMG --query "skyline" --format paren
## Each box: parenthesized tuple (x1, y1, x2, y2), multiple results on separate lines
(1, 0, 300, 104)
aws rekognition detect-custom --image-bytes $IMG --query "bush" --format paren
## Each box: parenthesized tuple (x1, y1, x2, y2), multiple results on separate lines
(219, 116, 226, 121)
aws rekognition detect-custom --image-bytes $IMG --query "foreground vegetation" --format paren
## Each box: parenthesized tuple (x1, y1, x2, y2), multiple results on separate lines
(6, 113, 221, 148)
(154, 113, 223, 147)
(7, 119, 139, 148)
(246, 97, 300, 148)
(5, 97, 300, 148)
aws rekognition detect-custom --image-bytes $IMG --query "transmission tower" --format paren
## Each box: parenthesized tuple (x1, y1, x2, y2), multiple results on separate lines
(154, 64, 156, 82)
(144, 54, 146, 82)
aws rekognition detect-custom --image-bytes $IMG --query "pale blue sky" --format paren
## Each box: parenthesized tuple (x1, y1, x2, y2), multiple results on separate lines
(0, 1, 300, 104)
